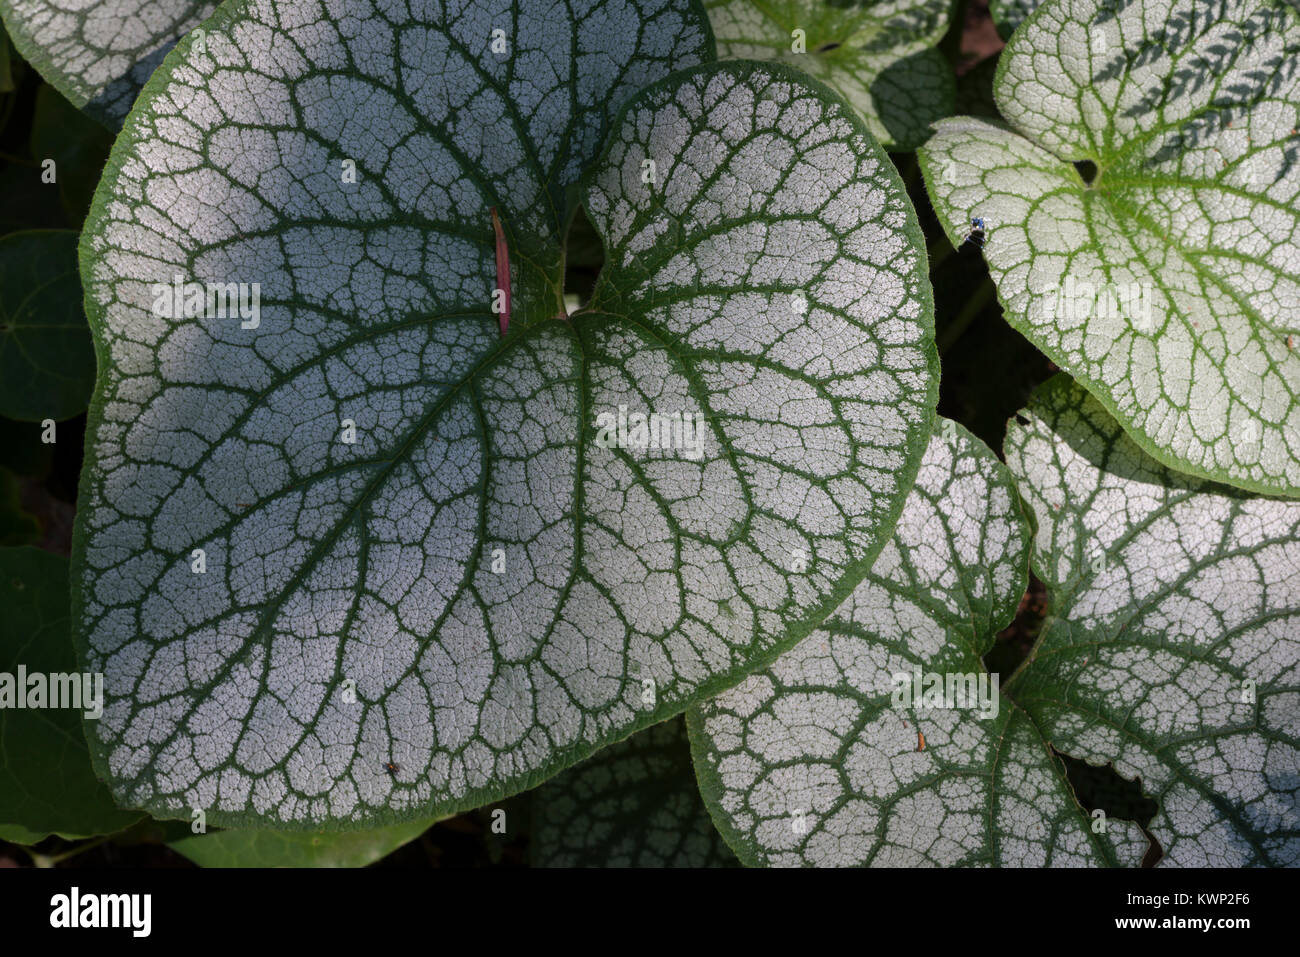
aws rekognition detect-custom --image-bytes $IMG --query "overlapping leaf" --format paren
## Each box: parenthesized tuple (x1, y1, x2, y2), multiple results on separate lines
(1005, 375, 1300, 867)
(75, 0, 935, 828)
(689, 422, 1145, 866)
(920, 0, 1300, 496)
(706, 0, 953, 150)
(697, 385, 1300, 867)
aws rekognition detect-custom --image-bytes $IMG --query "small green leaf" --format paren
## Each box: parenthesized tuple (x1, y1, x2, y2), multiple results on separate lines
(0, 230, 96, 422)
(168, 815, 442, 867)
(920, 0, 1300, 497)
(76, 0, 936, 827)
(1004, 375, 1300, 867)
(0, 547, 144, 843)
(0, 0, 215, 127)
(531, 717, 736, 867)
(689, 421, 1134, 866)
(705, 0, 954, 150)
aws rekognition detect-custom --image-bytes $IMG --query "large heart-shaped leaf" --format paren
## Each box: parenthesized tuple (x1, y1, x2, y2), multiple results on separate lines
(0, 0, 215, 128)
(919, 0, 1300, 497)
(0, 230, 96, 422)
(0, 547, 144, 843)
(705, 0, 954, 150)
(1004, 375, 1300, 867)
(76, 0, 936, 828)
(689, 421, 1138, 866)
(531, 717, 736, 867)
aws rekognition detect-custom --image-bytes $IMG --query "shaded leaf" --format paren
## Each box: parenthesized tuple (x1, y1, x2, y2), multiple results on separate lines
(532, 717, 736, 867)
(0, 230, 95, 421)
(29, 85, 115, 225)
(952, 52, 999, 120)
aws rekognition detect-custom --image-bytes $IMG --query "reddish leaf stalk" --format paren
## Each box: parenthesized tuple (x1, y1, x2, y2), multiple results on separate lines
(491, 207, 511, 337)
